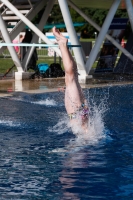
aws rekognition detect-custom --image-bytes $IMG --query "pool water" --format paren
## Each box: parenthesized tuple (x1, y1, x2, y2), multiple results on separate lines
(0, 84, 133, 199)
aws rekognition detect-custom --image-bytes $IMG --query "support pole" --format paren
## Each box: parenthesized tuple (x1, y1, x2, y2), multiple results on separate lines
(23, 0, 56, 71)
(58, 0, 87, 78)
(0, 0, 61, 57)
(28, 0, 33, 8)
(68, 0, 133, 73)
(0, 13, 23, 72)
(85, 0, 121, 74)
(125, 0, 133, 31)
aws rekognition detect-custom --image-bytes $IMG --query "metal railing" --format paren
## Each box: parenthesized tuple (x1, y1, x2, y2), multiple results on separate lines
(1, 48, 49, 58)
(37, 48, 48, 58)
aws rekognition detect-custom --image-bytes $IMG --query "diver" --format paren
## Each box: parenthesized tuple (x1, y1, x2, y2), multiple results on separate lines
(53, 27, 89, 133)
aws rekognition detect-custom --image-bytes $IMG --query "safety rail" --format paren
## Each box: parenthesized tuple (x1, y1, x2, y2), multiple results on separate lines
(1, 48, 49, 58)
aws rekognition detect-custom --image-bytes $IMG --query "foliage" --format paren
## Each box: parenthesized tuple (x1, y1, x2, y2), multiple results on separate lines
(33, 5, 130, 38)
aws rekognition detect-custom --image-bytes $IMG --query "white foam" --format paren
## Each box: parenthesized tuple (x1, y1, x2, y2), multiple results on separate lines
(32, 98, 56, 106)
(11, 97, 57, 106)
(0, 119, 21, 127)
(49, 115, 70, 134)
(49, 97, 108, 147)
(67, 105, 106, 145)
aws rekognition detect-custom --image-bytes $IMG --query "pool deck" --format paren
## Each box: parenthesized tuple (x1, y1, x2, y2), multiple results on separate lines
(0, 73, 133, 96)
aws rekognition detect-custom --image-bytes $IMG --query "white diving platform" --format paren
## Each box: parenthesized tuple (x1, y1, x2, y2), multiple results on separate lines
(0, 0, 133, 83)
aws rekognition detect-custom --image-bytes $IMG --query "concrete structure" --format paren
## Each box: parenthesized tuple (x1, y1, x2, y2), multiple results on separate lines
(0, 0, 133, 83)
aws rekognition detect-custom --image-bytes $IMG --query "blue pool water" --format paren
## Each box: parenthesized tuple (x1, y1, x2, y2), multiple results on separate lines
(0, 84, 133, 199)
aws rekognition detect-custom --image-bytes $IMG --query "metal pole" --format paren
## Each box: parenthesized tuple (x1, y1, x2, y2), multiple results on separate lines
(58, 0, 86, 77)
(54, 52, 56, 63)
(85, 0, 121, 74)
(125, 0, 133, 31)
(28, 0, 33, 8)
(68, 0, 133, 72)
(0, 0, 61, 57)
(23, 0, 56, 71)
(0, 13, 23, 72)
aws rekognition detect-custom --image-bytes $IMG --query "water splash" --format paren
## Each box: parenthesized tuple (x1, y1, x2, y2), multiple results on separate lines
(49, 102, 107, 147)
(0, 119, 21, 127)
(70, 103, 107, 144)
(32, 98, 57, 106)
(50, 103, 107, 154)
(49, 88, 109, 147)
(11, 96, 57, 107)
(49, 115, 71, 135)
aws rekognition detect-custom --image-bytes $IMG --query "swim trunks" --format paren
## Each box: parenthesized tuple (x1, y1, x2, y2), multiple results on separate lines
(68, 103, 89, 121)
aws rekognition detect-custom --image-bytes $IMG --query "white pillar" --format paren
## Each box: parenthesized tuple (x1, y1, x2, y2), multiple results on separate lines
(39, 38, 41, 49)
(15, 80, 23, 91)
(58, 0, 87, 78)
(0, 0, 61, 57)
(85, 0, 121, 74)
(23, 0, 56, 71)
(68, 0, 133, 64)
(0, 13, 23, 72)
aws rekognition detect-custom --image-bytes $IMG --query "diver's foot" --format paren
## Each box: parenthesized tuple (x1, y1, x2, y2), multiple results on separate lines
(53, 27, 68, 46)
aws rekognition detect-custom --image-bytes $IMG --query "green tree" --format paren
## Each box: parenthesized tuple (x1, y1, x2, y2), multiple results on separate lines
(70, 8, 129, 38)
(33, 5, 130, 38)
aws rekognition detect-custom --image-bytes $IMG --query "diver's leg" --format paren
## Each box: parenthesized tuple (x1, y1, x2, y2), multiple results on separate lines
(53, 27, 85, 114)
